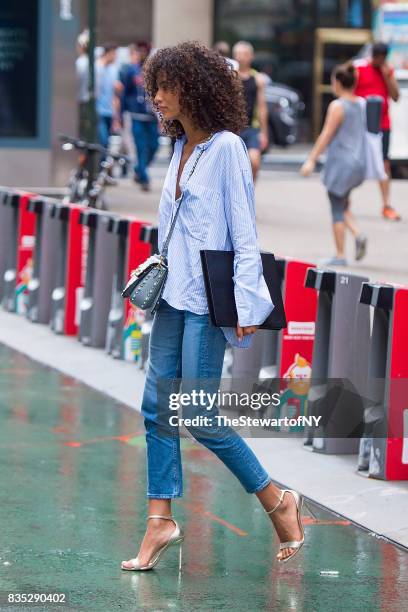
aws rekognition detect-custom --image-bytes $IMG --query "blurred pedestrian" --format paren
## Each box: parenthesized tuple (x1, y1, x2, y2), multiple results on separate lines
(233, 41, 269, 180)
(213, 40, 238, 71)
(301, 62, 367, 266)
(115, 42, 159, 191)
(121, 41, 305, 573)
(95, 44, 118, 150)
(113, 44, 141, 176)
(354, 42, 401, 221)
(75, 29, 90, 140)
(115, 44, 141, 118)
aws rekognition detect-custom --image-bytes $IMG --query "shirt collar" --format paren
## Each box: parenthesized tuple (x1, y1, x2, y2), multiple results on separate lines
(180, 130, 221, 151)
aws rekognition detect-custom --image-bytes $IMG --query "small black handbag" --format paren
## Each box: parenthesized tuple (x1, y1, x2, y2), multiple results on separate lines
(121, 253, 169, 313)
(122, 145, 206, 314)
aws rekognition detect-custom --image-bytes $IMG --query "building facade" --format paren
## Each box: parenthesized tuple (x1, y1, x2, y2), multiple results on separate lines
(214, 0, 373, 120)
(89, 0, 375, 126)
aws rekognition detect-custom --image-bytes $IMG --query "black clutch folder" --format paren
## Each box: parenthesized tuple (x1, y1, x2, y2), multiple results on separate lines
(200, 250, 287, 330)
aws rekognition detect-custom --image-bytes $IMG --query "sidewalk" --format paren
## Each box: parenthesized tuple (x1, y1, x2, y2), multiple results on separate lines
(104, 164, 408, 285)
(1, 309, 407, 549)
(25, 152, 408, 288)
(6, 163, 408, 548)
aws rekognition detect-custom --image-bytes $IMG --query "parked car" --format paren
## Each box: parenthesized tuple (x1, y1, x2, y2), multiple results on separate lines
(263, 75, 305, 147)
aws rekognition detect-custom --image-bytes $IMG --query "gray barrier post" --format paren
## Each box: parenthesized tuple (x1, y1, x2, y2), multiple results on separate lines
(26, 198, 59, 324)
(137, 226, 158, 369)
(78, 210, 118, 347)
(305, 268, 370, 454)
(0, 189, 14, 303)
(358, 283, 408, 480)
(106, 220, 158, 364)
(106, 217, 128, 359)
(227, 257, 286, 391)
(49, 202, 70, 334)
(1, 192, 20, 312)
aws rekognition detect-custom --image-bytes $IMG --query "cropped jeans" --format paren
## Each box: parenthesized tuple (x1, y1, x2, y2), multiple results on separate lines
(141, 300, 272, 498)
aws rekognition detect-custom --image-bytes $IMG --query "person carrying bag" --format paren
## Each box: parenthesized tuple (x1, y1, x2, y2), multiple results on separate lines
(121, 41, 307, 574)
(301, 62, 369, 267)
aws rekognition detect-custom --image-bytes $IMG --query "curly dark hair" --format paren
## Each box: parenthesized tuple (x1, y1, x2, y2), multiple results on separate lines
(143, 41, 248, 139)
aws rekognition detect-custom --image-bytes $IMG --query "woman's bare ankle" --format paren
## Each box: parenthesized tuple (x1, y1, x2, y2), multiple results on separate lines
(147, 517, 175, 532)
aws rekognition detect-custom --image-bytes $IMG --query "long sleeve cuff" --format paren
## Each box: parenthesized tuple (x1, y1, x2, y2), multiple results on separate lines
(233, 251, 274, 327)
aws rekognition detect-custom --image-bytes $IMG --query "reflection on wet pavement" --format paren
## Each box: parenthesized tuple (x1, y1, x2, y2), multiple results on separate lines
(0, 345, 407, 611)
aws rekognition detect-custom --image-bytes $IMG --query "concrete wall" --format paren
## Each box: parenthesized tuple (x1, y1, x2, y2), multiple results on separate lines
(0, 0, 79, 188)
(0, 0, 212, 188)
(50, 1, 80, 188)
(152, 0, 213, 47)
(80, 0, 212, 48)
(0, 150, 52, 187)
(80, 0, 152, 46)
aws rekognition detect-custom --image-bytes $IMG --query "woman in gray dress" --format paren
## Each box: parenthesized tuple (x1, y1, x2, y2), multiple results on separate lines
(301, 62, 367, 265)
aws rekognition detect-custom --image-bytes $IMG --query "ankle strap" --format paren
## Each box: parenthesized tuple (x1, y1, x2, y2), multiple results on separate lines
(265, 490, 285, 515)
(147, 514, 174, 521)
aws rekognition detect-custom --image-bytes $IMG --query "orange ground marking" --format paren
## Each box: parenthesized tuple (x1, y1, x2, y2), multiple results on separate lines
(177, 501, 248, 537)
(62, 431, 143, 447)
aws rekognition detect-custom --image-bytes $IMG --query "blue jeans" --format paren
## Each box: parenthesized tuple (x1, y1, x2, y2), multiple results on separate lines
(131, 119, 159, 184)
(97, 114, 112, 167)
(97, 114, 112, 149)
(141, 300, 272, 498)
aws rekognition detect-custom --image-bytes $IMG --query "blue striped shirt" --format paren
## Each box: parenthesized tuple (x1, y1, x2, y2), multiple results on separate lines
(158, 130, 274, 348)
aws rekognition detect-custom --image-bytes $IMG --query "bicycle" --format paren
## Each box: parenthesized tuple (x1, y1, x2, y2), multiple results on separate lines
(59, 134, 130, 210)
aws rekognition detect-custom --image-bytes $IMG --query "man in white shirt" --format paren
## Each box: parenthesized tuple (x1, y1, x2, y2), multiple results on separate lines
(75, 30, 90, 139)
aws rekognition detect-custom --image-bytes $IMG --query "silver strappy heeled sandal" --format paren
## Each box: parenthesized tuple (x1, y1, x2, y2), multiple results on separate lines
(121, 515, 184, 571)
(266, 489, 305, 564)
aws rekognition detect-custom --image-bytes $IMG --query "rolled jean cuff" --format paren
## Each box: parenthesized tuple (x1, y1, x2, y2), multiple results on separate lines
(147, 492, 183, 499)
(246, 475, 272, 494)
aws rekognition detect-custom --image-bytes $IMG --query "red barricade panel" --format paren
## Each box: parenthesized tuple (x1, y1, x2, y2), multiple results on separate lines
(279, 260, 318, 380)
(15, 193, 36, 314)
(64, 204, 86, 335)
(123, 219, 153, 362)
(386, 287, 408, 480)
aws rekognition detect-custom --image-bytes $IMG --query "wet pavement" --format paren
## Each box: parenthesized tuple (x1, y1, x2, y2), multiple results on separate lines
(1, 344, 407, 612)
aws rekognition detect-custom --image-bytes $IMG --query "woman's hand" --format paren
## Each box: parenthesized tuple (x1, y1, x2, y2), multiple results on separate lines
(236, 324, 259, 342)
(260, 131, 269, 153)
(300, 159, 315, 177)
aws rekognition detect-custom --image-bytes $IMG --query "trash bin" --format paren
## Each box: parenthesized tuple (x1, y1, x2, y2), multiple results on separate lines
(49, 203, 87, 336)
(106, 218, 156, 362)
(1, 191, 36, 314)
(358, 282, 408, 480)
(304, 268, 370, 454)
(78, 209, 118, 347)
(26, 197, 60, 323)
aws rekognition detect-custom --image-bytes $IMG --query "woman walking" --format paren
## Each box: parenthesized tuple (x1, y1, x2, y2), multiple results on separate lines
(301, 62, 367, 265)
(121, 42, 305, 571)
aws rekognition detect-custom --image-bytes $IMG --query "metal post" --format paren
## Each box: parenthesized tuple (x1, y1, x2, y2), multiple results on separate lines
(87, 0, 97, 144)
(86, 0, 98, 186)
